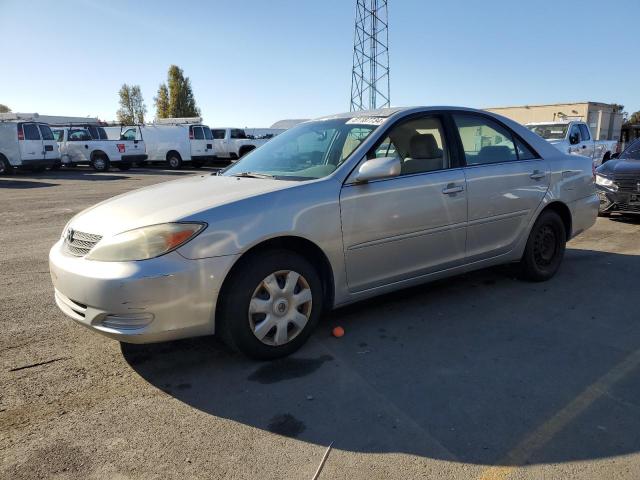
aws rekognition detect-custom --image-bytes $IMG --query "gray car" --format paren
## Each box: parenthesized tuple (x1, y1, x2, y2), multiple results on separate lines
(49, 107, 599, 359)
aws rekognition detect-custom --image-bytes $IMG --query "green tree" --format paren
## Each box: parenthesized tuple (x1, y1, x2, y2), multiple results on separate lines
(162, 65, 200, 118)
(0, 104, 10, 113)
(116, 84, 146, 124)
(154, 83, 170, 119)
(627, 111, 640, 124)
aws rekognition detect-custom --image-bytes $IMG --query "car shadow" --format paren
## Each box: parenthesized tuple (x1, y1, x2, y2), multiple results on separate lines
(122, 248, 640, 467)
(0, 179, 59, 189)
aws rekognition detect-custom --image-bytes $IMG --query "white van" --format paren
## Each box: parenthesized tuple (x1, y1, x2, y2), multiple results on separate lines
(0, 113, 61, 174)
(140, 117, 215, 169)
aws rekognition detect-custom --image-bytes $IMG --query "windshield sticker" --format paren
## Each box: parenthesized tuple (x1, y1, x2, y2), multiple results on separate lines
(346, 116, 386, 126)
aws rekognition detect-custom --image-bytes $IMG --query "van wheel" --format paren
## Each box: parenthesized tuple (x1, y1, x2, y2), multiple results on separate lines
(519, 210, 566, 282)
(92, 154, 110, 172)
(0, 157, 13, 175)
(217, 250, 323, 360)
(167, 153, 182, 169)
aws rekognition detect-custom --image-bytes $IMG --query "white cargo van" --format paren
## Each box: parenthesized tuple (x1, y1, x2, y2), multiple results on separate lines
(0, 113, 61, 174)
(141, 117, 215, 169)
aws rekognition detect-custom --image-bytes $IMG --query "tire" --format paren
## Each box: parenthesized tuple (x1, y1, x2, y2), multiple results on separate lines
(217, 250, 323, 360)
(91, 154, 110, 172)
(239, 147, 254, 158)
(519, 210, 566, 282)
(0, 156, 12, 175)
(117, 162, 131, 171)
(167, 153, 182, 170)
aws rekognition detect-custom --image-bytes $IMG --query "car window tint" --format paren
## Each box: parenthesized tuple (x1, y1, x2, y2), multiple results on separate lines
(23, 123, 41, 140)
(370, 115, 449, 174)
(39, 124, 54, 140)
(203, 127, 213, 140)
(231, 129, 247, 139)
(97, 127, 108, 140)
(211, 129, 225, 139)
(578, 124, 591, 141)
(515, 139, 538, 160)
(453, 114, 517, 165)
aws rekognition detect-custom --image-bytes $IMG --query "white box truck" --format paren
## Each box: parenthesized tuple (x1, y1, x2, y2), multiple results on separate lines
(0, 113, 61, 174)
(141, 117, 215, 169)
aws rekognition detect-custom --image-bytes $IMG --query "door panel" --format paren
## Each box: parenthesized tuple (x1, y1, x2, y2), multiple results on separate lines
(464, 159, 549, 261)
(340, 169, 467, 292)
(19, 123, 43, 161)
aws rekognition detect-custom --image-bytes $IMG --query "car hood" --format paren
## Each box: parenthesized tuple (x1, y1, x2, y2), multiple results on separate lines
(597, 159, 640, 177)
(68, 174, 297, 236)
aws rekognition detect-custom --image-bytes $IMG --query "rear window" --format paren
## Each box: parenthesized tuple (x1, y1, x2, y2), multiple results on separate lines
(230, 129, 247, 139)
(193, 127, 205, 140)
(203, 127, 213, 140)
(39, 124, 54, 140)
(211, 129, 225, 139)
(96, 127, 108, 140)
(23, 123, 41, 140)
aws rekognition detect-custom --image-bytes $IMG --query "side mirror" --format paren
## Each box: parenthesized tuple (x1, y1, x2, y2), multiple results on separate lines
(354, 156, 401, 183)
(611, 152, 620, 159)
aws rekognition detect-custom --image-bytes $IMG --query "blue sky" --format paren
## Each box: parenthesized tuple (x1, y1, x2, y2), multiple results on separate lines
(1, 0, 638, 127)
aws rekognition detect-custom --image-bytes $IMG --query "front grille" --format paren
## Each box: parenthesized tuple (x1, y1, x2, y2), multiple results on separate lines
(64, 230, 102, 256)
(617, 203, 640, 213)
(614, 176, 640, 193)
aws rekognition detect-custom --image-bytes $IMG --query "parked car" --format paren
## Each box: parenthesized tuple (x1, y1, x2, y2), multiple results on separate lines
(52, 125, 147, 171)
(141, 118, 215, 169)
(0, 113, 61, 174)
(210, 127, 272, 161)
(595, 137, 640, 216)
(527, 121, 619, 166)
(50, 106, 598, 359)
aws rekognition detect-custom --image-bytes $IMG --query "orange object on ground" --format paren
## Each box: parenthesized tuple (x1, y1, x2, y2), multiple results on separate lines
(332, 326, 345, 338)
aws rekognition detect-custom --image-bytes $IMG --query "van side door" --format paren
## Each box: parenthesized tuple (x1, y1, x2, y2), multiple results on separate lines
(38, 124, 59, 162)
(19, 123, 43, 162)
(189, 126, 206, 159)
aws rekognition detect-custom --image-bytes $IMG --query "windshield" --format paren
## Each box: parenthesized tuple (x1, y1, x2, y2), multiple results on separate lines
(620, 139, 640, 160)
(527, 124, 568, 140)
(222, 119, 380, 180)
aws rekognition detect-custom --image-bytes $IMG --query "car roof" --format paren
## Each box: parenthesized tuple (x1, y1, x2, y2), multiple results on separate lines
(313, 106, 515, 122)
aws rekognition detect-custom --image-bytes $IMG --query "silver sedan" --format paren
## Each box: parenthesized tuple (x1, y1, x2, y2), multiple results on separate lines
(49, 107, 599, 359)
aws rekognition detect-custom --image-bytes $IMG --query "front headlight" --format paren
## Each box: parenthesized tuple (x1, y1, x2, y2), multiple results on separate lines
(86, 222, 206, 262)
(595, 175, 617, 190)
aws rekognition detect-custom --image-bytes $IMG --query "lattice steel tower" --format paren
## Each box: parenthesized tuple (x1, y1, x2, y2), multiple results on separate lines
(350, 0, 390, 111)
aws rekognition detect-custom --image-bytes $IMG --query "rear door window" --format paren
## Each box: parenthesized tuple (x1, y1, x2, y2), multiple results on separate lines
(39, 124, 54, 140)
(211, 129, 226, 139)
(23, 123, 41, 140)
(453, 114, 517, 165)
(68, 129, 91, 141)
(231, 129, 247, 139)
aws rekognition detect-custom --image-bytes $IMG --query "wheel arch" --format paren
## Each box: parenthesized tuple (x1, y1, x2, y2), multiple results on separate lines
(90, 150, 109, 161)
(166, 150, 182, 161)
(540, 201, 572, 240)
(216, 235, 335, 318)
(239, 145, 256, 156)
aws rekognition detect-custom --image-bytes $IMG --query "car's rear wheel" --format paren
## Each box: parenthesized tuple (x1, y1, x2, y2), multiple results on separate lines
(519, 210, 566, 282)
(0, 156, 12, 175)
(167, 153, 182, 170)
(91, 154, 110, 172)
(217, 250, 323, 359)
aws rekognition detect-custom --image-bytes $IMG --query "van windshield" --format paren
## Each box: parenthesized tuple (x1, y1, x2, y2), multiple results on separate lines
(222, 119, 380, 180)
(527, 124, 568, 140)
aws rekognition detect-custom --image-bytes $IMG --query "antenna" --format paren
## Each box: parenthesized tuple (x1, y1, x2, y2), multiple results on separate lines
(350, 0, 390, 111)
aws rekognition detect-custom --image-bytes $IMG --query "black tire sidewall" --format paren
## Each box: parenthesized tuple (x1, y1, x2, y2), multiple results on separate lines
(218, 250, 323, 360)
(521, 210, 566, 281)
(92, 155, 110, 172)
(167, 155, 182, 169)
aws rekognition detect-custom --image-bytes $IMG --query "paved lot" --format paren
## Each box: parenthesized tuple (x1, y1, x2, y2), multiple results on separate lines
(2, 168, 640, 479)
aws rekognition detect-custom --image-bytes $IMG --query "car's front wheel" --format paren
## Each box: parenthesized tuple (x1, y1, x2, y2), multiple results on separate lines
(217, 250, 323, 359)
(519, 210, 566, 281)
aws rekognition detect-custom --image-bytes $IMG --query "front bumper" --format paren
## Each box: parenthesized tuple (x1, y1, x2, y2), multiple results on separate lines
(49, 239, 238, 343)
(597, 186, 640, 214)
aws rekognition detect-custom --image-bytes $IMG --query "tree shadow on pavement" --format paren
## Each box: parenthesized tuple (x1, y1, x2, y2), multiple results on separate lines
(122, 248, 640, 467)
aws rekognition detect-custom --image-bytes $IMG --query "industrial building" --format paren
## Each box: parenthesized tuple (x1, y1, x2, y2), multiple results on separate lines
(486, 102, 624, 141)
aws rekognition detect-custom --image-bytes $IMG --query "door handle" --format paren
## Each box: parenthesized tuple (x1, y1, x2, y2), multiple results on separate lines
(84, 145, 89, 149)
(530, 171, 545, 180)
(442, 184, 464, 194)
(581, 145, 587, 149)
